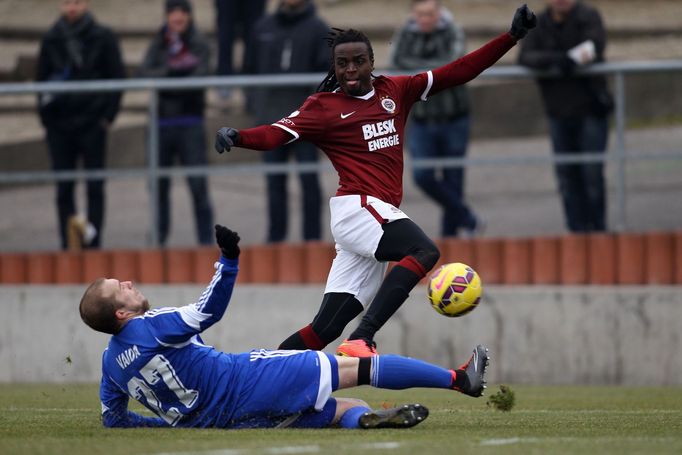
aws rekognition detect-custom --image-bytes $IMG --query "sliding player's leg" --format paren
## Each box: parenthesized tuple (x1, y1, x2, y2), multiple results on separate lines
(334, 345, 490, 398)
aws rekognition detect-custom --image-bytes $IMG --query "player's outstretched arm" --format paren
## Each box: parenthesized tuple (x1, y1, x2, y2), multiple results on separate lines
(144, 226, 240, 344)
(427, 4, 537, 95)
(214, 125, 292, 153)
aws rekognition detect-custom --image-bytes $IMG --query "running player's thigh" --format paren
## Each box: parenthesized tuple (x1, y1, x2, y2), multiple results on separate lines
(329, 196, 384, 256)
(375, 218, 435, 262)
(325, 248, 387, 307)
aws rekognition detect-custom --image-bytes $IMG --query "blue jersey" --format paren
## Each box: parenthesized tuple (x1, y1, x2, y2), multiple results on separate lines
(99, 256, 337, 429)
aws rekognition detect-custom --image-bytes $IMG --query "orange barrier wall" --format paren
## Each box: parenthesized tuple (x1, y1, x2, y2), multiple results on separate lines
(1, 231, 680, 285)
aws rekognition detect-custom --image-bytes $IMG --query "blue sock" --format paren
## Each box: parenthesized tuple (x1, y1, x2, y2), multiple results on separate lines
(370, 354, 452, 390)
(289, 398, 338, 429)
(339, 405, 371, 429)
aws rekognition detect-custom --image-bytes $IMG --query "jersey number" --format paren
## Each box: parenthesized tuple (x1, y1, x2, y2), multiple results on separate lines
(126, 354, 198, 425)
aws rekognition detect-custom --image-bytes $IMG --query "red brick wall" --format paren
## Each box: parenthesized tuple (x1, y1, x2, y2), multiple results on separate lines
(1, 231, 680, 285)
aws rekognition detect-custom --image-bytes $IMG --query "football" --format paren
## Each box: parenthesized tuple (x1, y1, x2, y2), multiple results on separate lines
(427, 262, 482, 317)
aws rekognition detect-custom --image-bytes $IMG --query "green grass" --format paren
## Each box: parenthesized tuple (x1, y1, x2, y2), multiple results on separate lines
(1, 384, 681, 455)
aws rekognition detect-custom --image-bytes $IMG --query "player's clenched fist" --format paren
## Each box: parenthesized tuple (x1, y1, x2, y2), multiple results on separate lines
(214, 127, 240, 154)
(509, 4, 537, 40)
(215, 224, 240, 259)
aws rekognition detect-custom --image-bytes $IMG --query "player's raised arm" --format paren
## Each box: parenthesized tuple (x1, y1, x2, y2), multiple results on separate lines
(425, 4, 537, 96)
(144, 225, 240, 344)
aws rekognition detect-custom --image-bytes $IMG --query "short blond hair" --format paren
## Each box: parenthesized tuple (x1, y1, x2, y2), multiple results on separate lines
(79, 278, 122, 334)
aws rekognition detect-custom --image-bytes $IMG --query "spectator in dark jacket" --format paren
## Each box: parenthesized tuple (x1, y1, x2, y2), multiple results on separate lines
(36, 0, 125, 250)
(138, 0, 214, 246)
(390, 0, 479, 237)
(213, 0, 266, 101)
(243, 0, 329, 243)
(519, 0, 611, 232)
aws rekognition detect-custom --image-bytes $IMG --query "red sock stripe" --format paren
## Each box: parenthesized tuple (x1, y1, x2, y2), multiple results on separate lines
(298, 324, 325, 350)
(360, 195, 387, 224)
(398, 255, 427, 278)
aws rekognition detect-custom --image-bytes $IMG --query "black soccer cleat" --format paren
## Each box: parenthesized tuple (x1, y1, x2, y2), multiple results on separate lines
(453, 344, 490, 398)
(358, 403, 429, 429)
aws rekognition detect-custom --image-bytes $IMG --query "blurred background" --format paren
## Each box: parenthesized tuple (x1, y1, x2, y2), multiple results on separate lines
(0, 0, 681, 385)
(0, 0, 680, 250)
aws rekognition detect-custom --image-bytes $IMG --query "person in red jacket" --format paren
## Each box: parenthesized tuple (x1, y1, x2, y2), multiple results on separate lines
(215, 5, 537, 357)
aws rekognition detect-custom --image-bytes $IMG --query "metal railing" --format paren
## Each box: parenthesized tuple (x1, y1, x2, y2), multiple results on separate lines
(1, 60, 682, 246)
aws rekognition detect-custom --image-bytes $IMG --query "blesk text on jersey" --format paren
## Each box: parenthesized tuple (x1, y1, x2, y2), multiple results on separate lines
(362, 119, 399, 152)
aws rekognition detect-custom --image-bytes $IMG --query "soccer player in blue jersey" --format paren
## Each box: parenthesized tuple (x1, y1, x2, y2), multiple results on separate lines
(79, 224, 490, 430)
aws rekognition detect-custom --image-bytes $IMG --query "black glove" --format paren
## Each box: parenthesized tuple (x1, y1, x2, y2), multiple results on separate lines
(215, 224, 240, 259)
(509, 4, 537, 40)
(214, 127, 240, 154)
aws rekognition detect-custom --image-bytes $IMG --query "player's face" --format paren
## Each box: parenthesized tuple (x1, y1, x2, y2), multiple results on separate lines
(60, 0, 88, 24)
(101, 278, 150, 315)
(334, 42, 374, 97)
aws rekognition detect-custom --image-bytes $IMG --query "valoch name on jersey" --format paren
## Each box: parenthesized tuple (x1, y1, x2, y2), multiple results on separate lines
(362, 119, 399, 152)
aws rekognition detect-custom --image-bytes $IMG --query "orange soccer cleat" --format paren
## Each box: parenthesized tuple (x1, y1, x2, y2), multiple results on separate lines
(335, 338, 378, 357)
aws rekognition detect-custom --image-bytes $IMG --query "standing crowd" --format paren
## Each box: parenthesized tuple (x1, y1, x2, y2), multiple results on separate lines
(37, 0, 611, 251)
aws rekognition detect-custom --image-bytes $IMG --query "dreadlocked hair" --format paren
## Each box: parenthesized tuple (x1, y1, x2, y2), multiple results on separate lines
(316, 28, 375, 93)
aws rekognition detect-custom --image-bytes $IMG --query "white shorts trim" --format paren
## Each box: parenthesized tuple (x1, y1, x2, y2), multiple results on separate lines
(324, 195, 410, 307)
(315, 351, 332, 411)
(328, 195, 408, 256)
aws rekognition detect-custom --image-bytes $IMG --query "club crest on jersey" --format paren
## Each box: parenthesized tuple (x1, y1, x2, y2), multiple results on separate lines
(380, 97, 396, 113)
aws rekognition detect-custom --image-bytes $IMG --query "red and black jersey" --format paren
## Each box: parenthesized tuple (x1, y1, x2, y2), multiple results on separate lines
(272, 74, 425, 206)
(238, 32, 517, 207)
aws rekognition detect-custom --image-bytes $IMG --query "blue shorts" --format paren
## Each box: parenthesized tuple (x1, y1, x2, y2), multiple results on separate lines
(229, 350, 339, 428)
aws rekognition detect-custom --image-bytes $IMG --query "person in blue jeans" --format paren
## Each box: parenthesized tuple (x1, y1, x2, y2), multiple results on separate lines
(519, 0, 611, 232)
(548, 116, 608, 232)
(390, 0, 479, 237)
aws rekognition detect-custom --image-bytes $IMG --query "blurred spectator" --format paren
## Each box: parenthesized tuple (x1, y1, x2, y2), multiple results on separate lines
(214, 0, 266, 100)
(390, 0, 479, 237)
(138, 0, 214, 246)
(243, 0, 329, 243)
(519, 0, 612, 232)
(36, 0, 125, 250)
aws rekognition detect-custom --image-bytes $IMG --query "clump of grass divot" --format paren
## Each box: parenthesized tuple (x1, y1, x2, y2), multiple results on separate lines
(486, 385, 515, 412)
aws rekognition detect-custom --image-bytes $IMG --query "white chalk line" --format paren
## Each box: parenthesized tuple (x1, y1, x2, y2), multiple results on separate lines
(431, 409, 681, 414)
(480, 436, 677, 446)
(154, 441, 401, 455)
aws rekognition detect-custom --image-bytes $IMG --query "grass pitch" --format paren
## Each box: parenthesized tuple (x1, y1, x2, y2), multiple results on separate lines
(1, 384, 681, 455)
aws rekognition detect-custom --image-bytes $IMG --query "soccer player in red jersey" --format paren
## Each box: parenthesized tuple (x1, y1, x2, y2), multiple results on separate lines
(215, 5, 537, 357)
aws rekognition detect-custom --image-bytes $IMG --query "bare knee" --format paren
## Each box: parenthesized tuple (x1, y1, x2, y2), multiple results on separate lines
(336, 356, 360, 389)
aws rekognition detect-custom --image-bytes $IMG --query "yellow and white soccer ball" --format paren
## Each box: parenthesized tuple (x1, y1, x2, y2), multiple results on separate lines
(427, 262, 483, 317)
